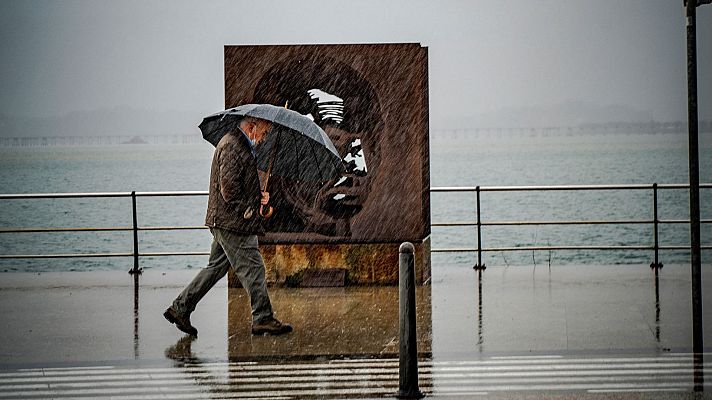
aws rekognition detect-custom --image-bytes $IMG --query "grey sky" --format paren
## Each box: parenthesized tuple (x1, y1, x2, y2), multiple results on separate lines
(0, 0, 710, 129)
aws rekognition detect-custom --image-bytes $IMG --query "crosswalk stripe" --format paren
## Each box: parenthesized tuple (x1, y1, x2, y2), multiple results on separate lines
(589, 388, 689, 393)
(1, 360, 706, 380)
(0, 366, 703, 385)
(0, 354, 707, 398)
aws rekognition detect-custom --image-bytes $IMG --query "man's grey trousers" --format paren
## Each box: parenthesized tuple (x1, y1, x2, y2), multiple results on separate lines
(172, 227, 274, 323)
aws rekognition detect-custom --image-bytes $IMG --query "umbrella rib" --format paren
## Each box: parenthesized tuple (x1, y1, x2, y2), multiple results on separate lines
(306, 134, 326, 182)
(298, 131, 305, 181)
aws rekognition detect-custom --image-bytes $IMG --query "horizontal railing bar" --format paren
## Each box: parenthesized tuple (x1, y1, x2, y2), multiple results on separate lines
(2, 183, 710, 199)
(659, 245, 691, 250)
(430, 248, 480, 253)
(483, 220, 652, 226)
(482, 184, 655, 192)
(0, 226, 212, 233)
(433, 219, 712, 226)
(483, 245, 655, 251)
(432, 220, 653, 227)
(431, 183, 712, 192)
(138, 226, 208, 231)
(434, 246, 650, 252)
(134, 191, 208, 197)
(431, 222, 477, 227)
(0, 227, 134, 233)
(0, 253, 134, 259)
(658, 245, 712, 250)
(0, 252, 210, 259)
(433, 246, 653, 252)
(431, 245, 712, 253)
(139, 251, 211, 256)
(0, 192, 133, 199)
(658, 183, 712, 189)
(0, 191, 210, 200)
(660, 219, 712, 224)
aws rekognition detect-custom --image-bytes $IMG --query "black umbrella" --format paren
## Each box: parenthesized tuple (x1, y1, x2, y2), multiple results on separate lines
(199, 103, 344, 217)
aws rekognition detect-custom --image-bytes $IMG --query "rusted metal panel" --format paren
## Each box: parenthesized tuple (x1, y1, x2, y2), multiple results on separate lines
(224, 43, 430, 244)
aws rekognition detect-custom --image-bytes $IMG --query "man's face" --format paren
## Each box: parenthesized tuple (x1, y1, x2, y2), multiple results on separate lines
(247, 120, 272, 144)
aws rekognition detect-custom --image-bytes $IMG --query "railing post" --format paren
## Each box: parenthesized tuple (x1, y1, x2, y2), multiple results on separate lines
(396, 242, 423, 399)
(650, 183, 663, 269)
(474, 186, 486, 270)
(129, 191, 142, 275)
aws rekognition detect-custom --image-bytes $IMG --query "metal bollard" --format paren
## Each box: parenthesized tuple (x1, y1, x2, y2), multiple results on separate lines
(396, 242, 424, 399)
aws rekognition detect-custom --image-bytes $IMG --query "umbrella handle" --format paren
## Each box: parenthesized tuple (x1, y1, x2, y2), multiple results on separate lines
(260, 204, 274, 218)
(259, 128, 280, 220)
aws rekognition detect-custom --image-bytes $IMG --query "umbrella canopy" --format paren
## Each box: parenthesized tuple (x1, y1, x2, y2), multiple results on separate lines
(199, 104, 344, 183)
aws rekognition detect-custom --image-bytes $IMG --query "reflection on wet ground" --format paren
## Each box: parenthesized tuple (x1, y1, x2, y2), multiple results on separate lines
(1, 264, 711, 398)
(432, 264, 712, 357)
(164, 335, 432, 398)
(227, 286, 431, 360)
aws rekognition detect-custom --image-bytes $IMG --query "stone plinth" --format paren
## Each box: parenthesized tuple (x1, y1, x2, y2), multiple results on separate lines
(228, 238, 430, 287)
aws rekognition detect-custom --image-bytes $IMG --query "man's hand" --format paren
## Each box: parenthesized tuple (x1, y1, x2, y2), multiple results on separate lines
(261, 191, 270, 205)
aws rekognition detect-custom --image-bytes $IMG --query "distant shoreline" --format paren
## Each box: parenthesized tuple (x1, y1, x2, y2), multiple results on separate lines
(1, 125, 712, 148)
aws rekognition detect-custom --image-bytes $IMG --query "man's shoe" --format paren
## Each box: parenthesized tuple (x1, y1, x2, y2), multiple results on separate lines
(163, 307, 198, 336)
(251, 318, 293, 336)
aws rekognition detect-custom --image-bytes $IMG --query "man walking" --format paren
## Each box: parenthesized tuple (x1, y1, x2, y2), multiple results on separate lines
(164, 116, 292, 336)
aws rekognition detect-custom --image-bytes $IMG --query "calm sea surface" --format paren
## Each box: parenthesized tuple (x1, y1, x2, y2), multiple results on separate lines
(0, 132, 710, 271)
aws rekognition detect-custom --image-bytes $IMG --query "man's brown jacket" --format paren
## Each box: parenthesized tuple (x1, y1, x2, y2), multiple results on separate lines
(205, 130, 264, 235)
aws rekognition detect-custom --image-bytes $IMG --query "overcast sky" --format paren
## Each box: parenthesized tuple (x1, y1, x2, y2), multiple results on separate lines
(1, 0, 710, 129)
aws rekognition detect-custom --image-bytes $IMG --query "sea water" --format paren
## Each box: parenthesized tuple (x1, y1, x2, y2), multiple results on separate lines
(0, 132, 710, 271)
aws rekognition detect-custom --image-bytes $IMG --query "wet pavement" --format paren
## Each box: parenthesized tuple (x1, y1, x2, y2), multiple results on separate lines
(0, 263, 711, 398)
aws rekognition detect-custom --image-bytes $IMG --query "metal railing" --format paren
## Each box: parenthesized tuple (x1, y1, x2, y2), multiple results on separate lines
(0, 191, 211, 274)
(0, 183, 710, 273)
(431, 183, 712, 269)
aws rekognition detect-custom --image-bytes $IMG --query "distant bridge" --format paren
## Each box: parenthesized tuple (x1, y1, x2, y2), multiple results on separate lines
(431, 120, 712, 139)
(0, 135, 202, 147)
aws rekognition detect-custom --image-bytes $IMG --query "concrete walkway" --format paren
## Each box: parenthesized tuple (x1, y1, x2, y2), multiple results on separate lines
(0, 264, 711, 398)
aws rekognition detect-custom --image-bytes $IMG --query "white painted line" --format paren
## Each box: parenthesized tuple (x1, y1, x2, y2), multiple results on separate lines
(432, 368, 698, 378)
(434, 375, 693, 385)
(2, 366, 700, 386)
(433, 356, 700, 365)
(0, 383, 48, 390)
(0, 372, 43, 378)
(0, 373, 154, 384)
(432, 391, 488, 396)
(40, 366, 116, 372)
(490, 355, 564, 360)
(433, 362, 712, 372)
(56, 394, 291, 400)
(589, 388, 688, 393)
(1, 364, 705, 379)
(433, 381, 711, 392)
(0, 385, 402, 399)
(3, 366, 404, 378)
(46, 378, 404, 391)
(0, 390, 54, 398)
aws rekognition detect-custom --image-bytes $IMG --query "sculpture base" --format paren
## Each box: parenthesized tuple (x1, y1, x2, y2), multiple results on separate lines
(228, 237, 430, 287)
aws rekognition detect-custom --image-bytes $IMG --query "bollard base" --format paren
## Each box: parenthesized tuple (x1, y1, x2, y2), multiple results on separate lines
(395, 389, 424, 399)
